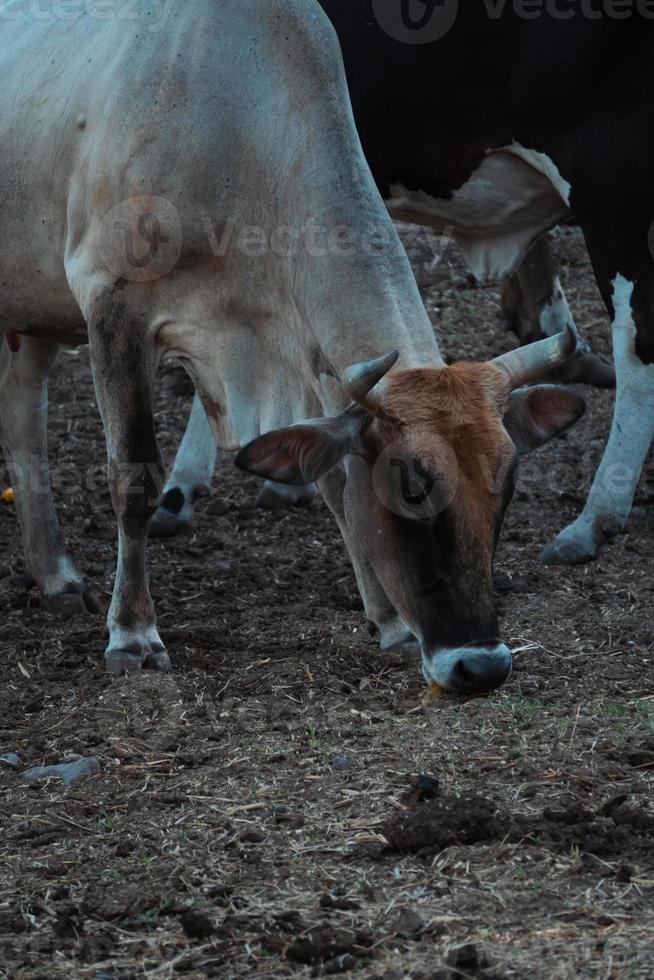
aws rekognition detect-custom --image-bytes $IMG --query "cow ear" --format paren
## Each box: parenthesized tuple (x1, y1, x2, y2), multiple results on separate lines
(236, 407, 369, 484)
(503, 385, 585, 456)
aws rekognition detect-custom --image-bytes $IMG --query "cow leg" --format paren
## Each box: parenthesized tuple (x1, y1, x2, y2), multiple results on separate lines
(318, 466, 417, 653)
(150, 392, 316, 537)
(87, 297, 169, 674)
(255, 479, 318, 510)
(541, 272, 654, 564)
(0, 337, 99, 611)
(150, 392, 218, 537)
(502, 236, 615, 388)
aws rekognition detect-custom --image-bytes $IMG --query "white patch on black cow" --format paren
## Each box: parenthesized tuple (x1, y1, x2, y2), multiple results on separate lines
(387, 150, 570, 283)
(541, 275, 654, 564)
(501, 143, 572, 208)
(539, 277, 574, 337)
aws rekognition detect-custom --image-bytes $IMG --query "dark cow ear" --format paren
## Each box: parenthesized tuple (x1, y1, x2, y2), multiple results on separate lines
(503, 385, 585, 456)
(236, 407, 369, 485)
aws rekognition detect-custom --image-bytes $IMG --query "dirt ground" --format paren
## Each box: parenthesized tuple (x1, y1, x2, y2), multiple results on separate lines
(1, 228, 653, 980)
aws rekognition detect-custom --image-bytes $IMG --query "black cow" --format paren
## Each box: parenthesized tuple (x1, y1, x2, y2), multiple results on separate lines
(313, 1, 653, 564)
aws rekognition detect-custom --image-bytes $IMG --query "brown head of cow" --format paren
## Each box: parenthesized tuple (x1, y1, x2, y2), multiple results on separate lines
(236, 330, 583, 695)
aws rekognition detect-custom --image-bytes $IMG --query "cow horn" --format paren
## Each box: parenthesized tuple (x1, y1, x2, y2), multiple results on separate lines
(491, 326, 577, 389)
(342, 349, 400, 413)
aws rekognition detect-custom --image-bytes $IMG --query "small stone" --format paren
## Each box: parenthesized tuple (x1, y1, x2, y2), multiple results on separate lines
(446, 943, 486, 971)
(320, 893, 360, 911)
(272, 805, 305, 828)
(53, 912, 84, 938)
(207, 884, 234, 901)
(493, 571, 512, 594)
(405, 774, 441, 804)
(332, 755, 351, 772)
(392, 907, 424, 938)
(180, 910, 214, 939)
(239, 829, 266, 844)
(325, 953, 358, 974)
(22, 757, 101, 787)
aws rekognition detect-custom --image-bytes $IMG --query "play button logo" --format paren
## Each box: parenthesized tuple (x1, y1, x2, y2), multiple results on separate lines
(372, 0, 459, 44)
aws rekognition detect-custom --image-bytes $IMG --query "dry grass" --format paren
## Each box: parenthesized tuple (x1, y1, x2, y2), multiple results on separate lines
(1, 229, 653, 979)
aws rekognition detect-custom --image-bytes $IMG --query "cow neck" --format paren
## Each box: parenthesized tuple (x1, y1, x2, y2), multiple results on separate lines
(294, 217, 446, 386)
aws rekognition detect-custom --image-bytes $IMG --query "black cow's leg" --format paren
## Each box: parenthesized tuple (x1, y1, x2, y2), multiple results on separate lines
(542, 266, 654, 564)
(0, 337, 100, 611)
(318, 466, 418, 653)
(502, 236, 615, 388)
(87, 292, 169, 674)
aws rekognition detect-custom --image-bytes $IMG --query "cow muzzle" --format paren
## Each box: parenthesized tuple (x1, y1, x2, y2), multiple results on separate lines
(422, 643, 512, 694)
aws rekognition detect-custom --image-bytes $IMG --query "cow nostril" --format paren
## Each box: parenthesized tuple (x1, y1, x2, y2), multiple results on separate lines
(451, 658, 475, 685)
(440, 645, 512, 693)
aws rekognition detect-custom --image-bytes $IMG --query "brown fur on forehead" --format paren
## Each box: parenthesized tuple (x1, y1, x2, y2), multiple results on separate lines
(383, 362, 514, 525)
(383, 362, 509, 427)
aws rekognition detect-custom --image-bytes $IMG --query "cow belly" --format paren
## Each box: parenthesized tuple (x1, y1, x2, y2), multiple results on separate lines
(387, 150, 571, 283)
(0, 287, 86, 344)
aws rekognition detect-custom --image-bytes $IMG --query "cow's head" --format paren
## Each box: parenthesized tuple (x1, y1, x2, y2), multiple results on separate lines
(236, 330, 583, 695)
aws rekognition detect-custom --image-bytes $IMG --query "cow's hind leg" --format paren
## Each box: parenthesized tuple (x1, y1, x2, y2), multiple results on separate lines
(541, 272, 654, 564)
(87, 291, 169, 674)
(255, 479, 318, 510)
(502, 236, 615, 388)
(150, 392, 317, 537)
(0, 337, 100, 611)
(150, 392, 218, 537)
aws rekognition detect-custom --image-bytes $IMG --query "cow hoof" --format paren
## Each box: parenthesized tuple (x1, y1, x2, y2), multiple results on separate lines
(149, 509, 191, 538)
(540, 519, 601, 565)
(256, 481, 318, 510)
(42, 587, 104, 616)
(105, 646, 172, 676)
(150, 488, 192, 538)
(549, 349, 615, 389)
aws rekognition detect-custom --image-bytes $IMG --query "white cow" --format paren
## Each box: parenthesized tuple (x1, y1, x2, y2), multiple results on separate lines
(0, 0, 581, 690)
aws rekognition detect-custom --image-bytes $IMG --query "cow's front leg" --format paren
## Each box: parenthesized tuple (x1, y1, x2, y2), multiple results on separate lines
(542, 273, 654, 564)
(318, 467, 417, 653)
(88, 300, 169, 675)
(0, 337, 99, 611)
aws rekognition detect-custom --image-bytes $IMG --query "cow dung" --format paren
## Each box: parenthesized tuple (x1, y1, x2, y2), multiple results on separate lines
(383, 794, 505, 854)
